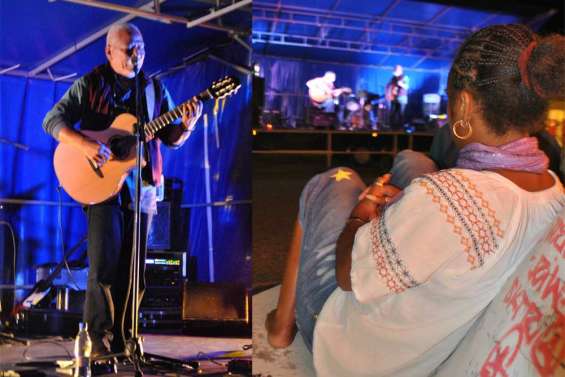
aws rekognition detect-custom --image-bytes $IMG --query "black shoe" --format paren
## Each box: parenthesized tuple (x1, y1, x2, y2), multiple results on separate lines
(92, 356, 118, 375)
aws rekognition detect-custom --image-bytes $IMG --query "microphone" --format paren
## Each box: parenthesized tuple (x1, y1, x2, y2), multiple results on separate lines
(128, 46, 139, 72)
(131, 53, 138, 71)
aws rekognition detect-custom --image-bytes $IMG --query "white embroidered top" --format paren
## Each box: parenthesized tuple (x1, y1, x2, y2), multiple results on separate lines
(313, 169, 565, 377)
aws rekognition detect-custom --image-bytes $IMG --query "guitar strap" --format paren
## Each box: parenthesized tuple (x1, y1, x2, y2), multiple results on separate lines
(145, 78, 156, 121)
(145, 78, 164, 195)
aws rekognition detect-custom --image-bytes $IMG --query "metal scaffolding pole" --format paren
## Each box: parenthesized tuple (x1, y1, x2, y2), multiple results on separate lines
(30, 0, 165, 76)
(252, 31, 453, 62)
(61, 0, 248, 34)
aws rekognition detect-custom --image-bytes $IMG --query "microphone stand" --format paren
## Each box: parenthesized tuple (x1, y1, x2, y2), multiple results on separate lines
(124, 54, 145, 376)
(114, 57, 199, 377)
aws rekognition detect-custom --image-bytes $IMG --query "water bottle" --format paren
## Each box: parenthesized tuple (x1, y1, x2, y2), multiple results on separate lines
(74, 322, 92, 377)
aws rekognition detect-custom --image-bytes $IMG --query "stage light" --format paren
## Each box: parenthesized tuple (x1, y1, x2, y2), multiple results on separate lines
(252, 129, 257, 136)
(429, 114, 447, 120)
(371, 132, 378, 138)
(253, 63, 262, 76)
(265, 123, 273, 130)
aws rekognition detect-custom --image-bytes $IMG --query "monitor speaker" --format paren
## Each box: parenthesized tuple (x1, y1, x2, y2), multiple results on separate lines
(182, 282, 249, 323)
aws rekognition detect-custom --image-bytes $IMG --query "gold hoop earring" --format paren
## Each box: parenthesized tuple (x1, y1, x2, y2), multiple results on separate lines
(452, 119, 473, 140)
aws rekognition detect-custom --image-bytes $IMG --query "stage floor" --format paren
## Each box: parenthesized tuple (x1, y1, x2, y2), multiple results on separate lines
(0, 333, 251, 376)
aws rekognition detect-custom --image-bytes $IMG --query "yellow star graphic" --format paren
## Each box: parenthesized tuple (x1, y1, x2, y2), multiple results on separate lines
(331, 168, 352, 182)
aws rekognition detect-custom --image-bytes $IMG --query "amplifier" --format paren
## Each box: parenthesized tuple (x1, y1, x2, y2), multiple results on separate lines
(145, 251, 187, 285)
(311, 112, 337, 128)
(141, 286, 182, 309)
(141, 251, 186, 311)
(139, 308, 182, 330)
(16, 308, 82, 338)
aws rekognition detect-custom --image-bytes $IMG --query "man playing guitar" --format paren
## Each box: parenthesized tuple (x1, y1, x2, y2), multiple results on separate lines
(385, 65, 410, 129)
(42, 23, 203, 359)
(307, 71, 351, 112)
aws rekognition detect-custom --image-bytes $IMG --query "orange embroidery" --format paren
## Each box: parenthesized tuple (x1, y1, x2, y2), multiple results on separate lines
(371, 212, 418, 294)
(418, 170, 503, 268)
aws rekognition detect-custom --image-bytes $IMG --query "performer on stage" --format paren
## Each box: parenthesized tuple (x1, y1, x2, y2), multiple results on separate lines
(306, 71, 351, 113)
(42, 23, 203, 357)
(386, 65, 409, 129)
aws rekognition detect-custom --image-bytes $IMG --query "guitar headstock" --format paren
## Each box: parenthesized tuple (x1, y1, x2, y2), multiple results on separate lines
(208, 76, 241, 100)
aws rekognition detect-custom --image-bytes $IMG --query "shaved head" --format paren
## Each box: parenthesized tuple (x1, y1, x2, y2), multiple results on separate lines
(105, 23, 145, 77)
(106, 23, 142, 47)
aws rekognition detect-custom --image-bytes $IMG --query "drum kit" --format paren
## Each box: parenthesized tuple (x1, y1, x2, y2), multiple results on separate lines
(338, 90, 385, 130)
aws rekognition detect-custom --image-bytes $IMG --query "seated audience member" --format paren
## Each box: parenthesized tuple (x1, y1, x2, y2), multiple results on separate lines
(265, 24, 565, 377)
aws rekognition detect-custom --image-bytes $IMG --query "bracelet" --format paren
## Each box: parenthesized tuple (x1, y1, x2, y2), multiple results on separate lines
(347, 216, 369, 224)
(364, 194, 379, 203)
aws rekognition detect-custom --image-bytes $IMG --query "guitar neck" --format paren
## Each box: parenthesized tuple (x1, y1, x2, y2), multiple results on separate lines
(144, 89, 212, 134)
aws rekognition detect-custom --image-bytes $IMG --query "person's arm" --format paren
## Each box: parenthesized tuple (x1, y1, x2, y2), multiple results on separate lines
(336, 218, 371, 291)
(336, 175, 400, 291)
(151, 83, 202, 148)
(42, 78, 111, 166)
(399, 76, 409, 90)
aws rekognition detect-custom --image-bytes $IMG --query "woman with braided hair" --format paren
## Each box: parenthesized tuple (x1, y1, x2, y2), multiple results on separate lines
(264, 24, 565, 376)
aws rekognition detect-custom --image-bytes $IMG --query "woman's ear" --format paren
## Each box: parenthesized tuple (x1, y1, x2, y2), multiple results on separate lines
(460, 90, 474, 119)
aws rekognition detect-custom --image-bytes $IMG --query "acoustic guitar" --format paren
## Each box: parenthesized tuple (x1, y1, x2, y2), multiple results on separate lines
(54, 76, 240, 205)
(385, 76, 409, 102)
(308, 86, 351, 107)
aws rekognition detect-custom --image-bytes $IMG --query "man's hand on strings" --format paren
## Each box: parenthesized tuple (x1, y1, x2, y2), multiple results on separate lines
(79, 137, 112, 168)
(144, 128, 155, 142)
(181, 98, 203, 132)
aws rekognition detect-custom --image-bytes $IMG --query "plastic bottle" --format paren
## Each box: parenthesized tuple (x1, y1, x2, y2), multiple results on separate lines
(73, 322, 92, 377)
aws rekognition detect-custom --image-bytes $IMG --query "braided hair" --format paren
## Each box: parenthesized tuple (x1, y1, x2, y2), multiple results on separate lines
(448, 24, 565, 136)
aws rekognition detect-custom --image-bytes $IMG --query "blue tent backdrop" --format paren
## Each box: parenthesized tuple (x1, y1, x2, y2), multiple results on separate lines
(0, 0, 252, 298)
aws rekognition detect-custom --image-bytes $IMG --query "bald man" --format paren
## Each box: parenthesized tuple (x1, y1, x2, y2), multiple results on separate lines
(43, 23, 202, 356)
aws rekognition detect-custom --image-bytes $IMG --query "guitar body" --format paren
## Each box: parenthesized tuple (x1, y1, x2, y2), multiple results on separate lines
(309, 86, 352, 107)
(308, 87, 332, 106)
(54, 113, 144, 205)
(385, 84, 399, 102)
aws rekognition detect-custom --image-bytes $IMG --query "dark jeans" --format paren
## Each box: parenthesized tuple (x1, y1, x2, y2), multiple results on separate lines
(83, 198, 150, 353)
(389, 99, 407, 129)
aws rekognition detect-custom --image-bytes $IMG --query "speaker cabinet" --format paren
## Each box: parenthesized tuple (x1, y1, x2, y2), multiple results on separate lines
(182, 282, 249, 323)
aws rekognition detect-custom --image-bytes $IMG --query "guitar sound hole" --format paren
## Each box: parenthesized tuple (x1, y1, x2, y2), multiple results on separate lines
(109, 135, 136, 160)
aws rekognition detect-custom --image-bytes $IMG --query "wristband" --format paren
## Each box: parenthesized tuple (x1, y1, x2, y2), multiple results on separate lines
(347, 216, 369, 224)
